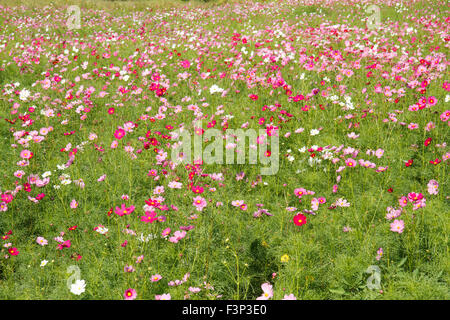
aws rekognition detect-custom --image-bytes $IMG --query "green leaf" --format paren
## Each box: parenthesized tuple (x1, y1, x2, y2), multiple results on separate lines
(329, 288, 346, 295)
(397, 257, 407, 267)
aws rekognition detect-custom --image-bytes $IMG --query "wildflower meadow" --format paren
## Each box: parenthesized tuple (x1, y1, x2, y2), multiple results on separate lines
(0, 0, 448, 301)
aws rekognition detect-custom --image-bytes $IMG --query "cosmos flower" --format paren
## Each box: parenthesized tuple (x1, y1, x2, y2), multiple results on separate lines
(390, 219, 405, 234)
(124, 288, 137, 300)
(192, 196, 207, 211)
(293, 213, 307, 226)
(70, 280, 86, 295)
(155, 293, 171, 300)
(256, 283, 273, 300)
(151, 274, 162, 282)
(115, 203, 135, 216)
(114, 129, 126, 140)
(36, 237, 48, 246)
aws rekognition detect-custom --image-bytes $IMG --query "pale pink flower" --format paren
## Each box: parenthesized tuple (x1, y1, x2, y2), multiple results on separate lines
(256, 282, 273, 300)
(192, 196, 207, 211)
(155, 293, 171, 300)
(390, 219, 405, 234)
(151, 274, 162, 282)
(70, 199, 78, 209)
(427, 180, 439, 195)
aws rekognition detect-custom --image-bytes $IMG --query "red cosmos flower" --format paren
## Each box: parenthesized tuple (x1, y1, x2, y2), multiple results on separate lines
(23, 183, 31, 192)
(249, 94, 258, 101)
(8, 247, 19, 256)
(405, 159, 413, 167)
(145, 198, 160, 207)
(71, 253, 82, 261)
(36, 193, 45, 200)
(108, 108, 115, 115)
(156, 87, 166, 96)
(430, 158, 441, 165)
(57, 240, 71, 250)
(107, 207, 113, 216)
(69, 225, 77, 231)
(293, 213, 307, 227)
(265, 151, 271, 157)
(424, 138, 432, 146)
(387, 188, 393, 193)
(149, 138, 158, 146)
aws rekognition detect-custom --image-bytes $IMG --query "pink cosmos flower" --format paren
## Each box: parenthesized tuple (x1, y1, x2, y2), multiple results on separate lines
(375, 149, 384, 158)
(70, 199, 78, 209)
(124, 265, 135, 273)
(140, 210, 158, 223)
(189, 287, 201, 293)
(399, 196, 408, 207)
(36, 236, 48, 246)
(180, 60, 190, 68)
(345, 158, 357, 167)
(20, 149, 33, 159)
(155, 293, 171, 300)
(282, 294, 297, 300)
(161, 228, 171, 238)
(376, 248, 383, 261)
(256, 282, 273, 300)
(427, 180, 439, 195)
(151, 274, 162, 282)
(169, 230, 187, 243)
(57, 240, 71, 250)
(115, 203, 135, 216)
(294, 188, 306, 197)
(390, 219, 405, 234)
(124, 288, 137, 300)
(192, 196, 207, 211)
(114, 129, 126, 140)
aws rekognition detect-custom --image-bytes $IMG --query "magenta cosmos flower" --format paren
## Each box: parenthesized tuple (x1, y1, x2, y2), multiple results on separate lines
(114, 128, 126, 140)
(115, 203, 135, 216)
(124, 288, 137, 300)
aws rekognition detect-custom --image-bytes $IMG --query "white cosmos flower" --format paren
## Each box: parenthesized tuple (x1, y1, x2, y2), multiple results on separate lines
(70, 279, 86, 295)
(19, 88, 31, 101)
(209, 84, 224, 94)
(40, 260, 48, 267)
(42, 171, 52, 178)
